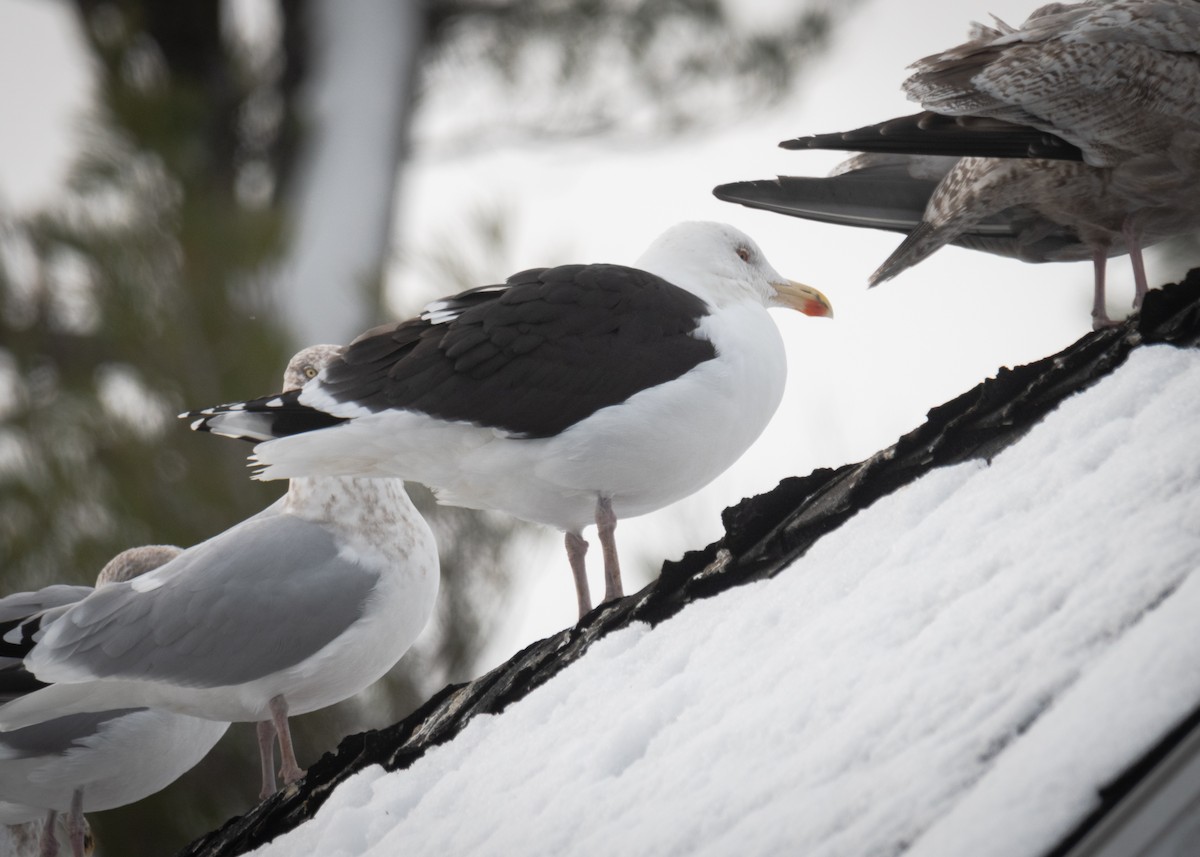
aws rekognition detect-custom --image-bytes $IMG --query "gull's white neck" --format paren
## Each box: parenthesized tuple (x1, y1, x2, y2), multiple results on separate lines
(283, 476, 431, 568)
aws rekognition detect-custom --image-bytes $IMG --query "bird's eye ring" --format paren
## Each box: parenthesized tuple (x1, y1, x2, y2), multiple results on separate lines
(304, 366, 318, 379)
(736, 246, 751, 262)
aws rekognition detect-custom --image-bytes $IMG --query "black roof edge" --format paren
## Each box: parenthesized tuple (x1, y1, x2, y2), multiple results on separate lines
(1045, 702, 1200, 857)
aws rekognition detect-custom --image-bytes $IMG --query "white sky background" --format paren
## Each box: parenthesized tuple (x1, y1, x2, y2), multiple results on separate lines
(0, 0, 92, 213)
(0, 0, 1194, 656)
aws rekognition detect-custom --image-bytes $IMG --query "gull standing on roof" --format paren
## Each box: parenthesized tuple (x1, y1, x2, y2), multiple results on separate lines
(183, 221, 833, 618)
(0, 346, 440, 801)
(0, 546, 229, 857)
(714, 0, 1200, 329)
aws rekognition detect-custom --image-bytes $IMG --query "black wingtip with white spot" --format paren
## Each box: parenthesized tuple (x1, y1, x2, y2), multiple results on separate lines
(0, 613, 44, 662)
(182, 390, 347, 443)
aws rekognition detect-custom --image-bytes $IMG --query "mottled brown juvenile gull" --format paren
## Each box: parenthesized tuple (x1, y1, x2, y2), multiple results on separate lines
(0, 347, 440, 802)
(0, 546, 228, 857)
(182, 222, 833, 619)
(716, 0, 1200, 328)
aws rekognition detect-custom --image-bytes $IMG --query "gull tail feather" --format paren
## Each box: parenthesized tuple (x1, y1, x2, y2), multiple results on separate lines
(182, 390, 346, 443)
(0, 666, 47, 700)
(870, 222, 953, 286)
(713, 175, 933, 235)
(783, 111, 1083, 161)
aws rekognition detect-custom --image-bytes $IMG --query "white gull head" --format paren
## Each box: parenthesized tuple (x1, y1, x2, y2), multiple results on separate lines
(635, 221, 832, 317)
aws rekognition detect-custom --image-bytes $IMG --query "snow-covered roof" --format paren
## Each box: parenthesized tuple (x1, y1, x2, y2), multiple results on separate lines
(183, 272, 1200, 857)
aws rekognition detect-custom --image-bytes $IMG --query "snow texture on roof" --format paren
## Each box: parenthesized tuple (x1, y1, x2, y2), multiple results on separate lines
(181, 271, 1200, 857)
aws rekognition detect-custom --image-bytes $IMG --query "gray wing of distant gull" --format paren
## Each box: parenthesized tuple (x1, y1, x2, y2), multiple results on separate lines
(0, 586, 95, 680)
(782, 1, 1200, 168)
(780, 112, 1085, 161)
(33, 513, 377, 688)
(714, 154, 1092, 264)
(901, 0, 1200, 166)
(0, 709, 144, 759)
(0, 587, 93, 625)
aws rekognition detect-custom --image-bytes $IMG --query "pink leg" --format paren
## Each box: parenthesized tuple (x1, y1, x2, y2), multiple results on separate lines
(565, 532, 593, 618)
(67, 790, 86, 857)
(596, 497, 623, 604)
(1122, 216, 1149, 310)
(39, 810, 59, 857)
(1091, 248, 1115, 329)
(257, 719, 278, 799)
(269, 695, 306, 788)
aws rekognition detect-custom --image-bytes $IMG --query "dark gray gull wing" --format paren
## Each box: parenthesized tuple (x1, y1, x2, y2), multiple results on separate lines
(325, 264, 718, 437)
(189, 263, 717, 442)
(781, 111, 1084, 161)
(29, 513, 376, 688)
(714, 153, 1094, 266)
(715, 157, 945, 233)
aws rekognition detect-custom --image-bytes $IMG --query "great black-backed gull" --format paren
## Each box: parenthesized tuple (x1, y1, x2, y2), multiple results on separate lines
(0, 546, 228, 857)
(0, 347, 440, 801)
(183, 221, 833, 618)
(715, 0, 1200, 329)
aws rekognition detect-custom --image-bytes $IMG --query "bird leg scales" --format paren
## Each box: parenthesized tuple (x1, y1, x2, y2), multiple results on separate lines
(1123, 216, 1148, 311)
(596, 497, 624, 604)
(1091, 249, 1115, 329)
(269, 695, 306, 789)
(565, 532, 593, 618)
(256, 719, 278, 799)
(39, 810, 59, 857)
(67, 789, 85, 857)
